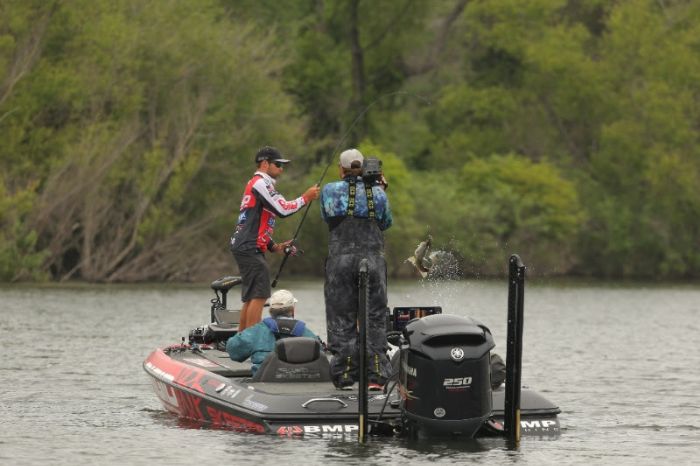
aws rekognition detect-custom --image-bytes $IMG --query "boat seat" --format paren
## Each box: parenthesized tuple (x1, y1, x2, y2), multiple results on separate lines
(252, 337, 332, 383)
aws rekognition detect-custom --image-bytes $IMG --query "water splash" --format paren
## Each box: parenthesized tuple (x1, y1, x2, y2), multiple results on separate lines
(417, 250, 464, 309)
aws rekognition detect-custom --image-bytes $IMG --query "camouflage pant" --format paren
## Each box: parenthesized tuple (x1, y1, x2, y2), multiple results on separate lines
(324, 253, 391, 387)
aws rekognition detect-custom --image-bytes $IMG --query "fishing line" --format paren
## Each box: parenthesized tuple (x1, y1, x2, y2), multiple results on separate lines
(271, 90, 432, 287)
(316, 91, 432, 187)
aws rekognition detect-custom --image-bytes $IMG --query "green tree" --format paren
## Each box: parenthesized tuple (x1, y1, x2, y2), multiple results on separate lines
(0, 0, 309, 281)
(395, 153, 583, 277)
(578, 0, 700, 277)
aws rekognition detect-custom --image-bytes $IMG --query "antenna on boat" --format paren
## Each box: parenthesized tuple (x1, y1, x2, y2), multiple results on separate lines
(504, 254, 525, 444)
(358, 258, 369, 443)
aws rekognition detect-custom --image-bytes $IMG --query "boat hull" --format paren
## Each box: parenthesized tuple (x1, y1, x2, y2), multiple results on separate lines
(144, 346, 560, 438)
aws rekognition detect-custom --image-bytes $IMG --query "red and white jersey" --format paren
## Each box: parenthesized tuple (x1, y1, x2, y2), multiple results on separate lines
(230, 171, 306, 254)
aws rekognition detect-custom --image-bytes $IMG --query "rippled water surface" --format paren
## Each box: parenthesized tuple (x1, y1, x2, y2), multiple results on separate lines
(1, 278, 699, 465)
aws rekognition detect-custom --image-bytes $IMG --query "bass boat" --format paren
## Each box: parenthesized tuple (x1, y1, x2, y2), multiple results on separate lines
(143, 257, 560, 439)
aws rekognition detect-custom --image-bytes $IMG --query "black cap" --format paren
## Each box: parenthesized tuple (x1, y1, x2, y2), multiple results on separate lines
(255, 146, 291, 164)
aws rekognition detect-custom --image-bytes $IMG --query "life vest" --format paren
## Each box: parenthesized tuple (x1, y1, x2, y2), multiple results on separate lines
(326, 177, 383, 255)
(262, 317, 306, 339)
(231, 172, 306, 254)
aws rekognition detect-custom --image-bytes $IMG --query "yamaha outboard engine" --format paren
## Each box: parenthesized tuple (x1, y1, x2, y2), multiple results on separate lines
(399, 314, 495, 437)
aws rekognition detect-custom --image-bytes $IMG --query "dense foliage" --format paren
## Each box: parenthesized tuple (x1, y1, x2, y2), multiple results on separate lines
(1, 0, 699, 281)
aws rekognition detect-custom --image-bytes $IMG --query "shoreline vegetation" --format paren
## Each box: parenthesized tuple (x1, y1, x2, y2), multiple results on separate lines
(3, 275, 700, 290)
(2, 1, 700, 283)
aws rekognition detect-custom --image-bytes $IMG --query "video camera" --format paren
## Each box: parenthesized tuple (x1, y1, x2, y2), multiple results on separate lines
(361, 157, 383, 184)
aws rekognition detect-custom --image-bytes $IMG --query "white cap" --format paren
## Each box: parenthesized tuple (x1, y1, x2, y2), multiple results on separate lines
(269, 289, 298, 310)
(339, 148, 364, 169)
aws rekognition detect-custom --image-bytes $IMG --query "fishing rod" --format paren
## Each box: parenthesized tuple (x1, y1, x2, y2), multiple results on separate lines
(271, 91, 431, 288)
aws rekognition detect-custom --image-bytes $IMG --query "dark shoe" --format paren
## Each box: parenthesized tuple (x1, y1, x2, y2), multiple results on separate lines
(335, 381, 355, 390)
(368, 382, 383, 392)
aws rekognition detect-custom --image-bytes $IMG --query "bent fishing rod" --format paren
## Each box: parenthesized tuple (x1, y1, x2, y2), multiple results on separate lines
(271, 91, 431, 288)
(270, 107, 364, 288)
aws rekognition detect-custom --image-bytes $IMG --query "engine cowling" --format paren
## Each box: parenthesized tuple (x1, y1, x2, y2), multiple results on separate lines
(399, 314, 495, 437)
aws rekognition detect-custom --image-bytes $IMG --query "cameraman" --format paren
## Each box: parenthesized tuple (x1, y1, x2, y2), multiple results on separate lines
(320, 148, 392, 390)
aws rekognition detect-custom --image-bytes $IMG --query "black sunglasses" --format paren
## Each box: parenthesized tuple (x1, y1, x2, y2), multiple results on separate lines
(272, 161, 285, 168)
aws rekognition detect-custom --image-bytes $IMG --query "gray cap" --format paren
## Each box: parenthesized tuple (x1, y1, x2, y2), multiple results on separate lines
(339, 148, 363, 169)
(269, 289, 297, 310)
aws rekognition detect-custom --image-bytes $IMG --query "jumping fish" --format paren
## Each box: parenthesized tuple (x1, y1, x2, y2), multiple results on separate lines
(406, 235, 433, 278)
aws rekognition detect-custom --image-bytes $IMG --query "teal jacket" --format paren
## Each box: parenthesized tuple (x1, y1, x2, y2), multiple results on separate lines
(226, 317, 319, 374)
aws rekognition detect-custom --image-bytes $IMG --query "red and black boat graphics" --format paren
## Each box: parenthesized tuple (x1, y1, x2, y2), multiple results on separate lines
(144, 348, 266, 433)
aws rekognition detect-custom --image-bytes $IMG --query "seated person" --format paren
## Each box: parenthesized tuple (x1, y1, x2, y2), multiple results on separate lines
(226, 289, 320, 375)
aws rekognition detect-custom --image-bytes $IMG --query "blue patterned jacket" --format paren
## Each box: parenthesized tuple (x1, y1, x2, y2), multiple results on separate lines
(320, 177, 392, 231)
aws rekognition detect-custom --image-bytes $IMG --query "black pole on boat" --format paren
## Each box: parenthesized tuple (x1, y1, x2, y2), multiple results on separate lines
(504, 254, 525, 444)
(358, 258, 369, 443)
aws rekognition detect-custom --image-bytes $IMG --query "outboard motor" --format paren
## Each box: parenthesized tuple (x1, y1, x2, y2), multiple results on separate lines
(399, 314, 495, 437)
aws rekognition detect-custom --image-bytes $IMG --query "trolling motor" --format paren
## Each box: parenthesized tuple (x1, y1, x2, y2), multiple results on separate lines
(209, 276, 242, 320)
(189, 276, 242, 345)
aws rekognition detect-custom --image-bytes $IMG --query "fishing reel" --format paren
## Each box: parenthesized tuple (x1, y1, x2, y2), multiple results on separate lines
(283, 243, 304, 256)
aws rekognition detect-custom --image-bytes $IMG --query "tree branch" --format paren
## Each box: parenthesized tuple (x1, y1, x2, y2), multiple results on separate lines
(408, 0, 469, 75)
(0, 4, 56, 107)
(363, 0, 414, 51)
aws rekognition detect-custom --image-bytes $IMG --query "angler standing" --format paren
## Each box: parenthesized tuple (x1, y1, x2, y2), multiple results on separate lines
(320, 148, 392, 389)
(230, 146, 320, 331)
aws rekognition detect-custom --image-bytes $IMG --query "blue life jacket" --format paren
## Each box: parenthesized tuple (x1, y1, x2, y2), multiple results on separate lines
(262, 317, 306, 339)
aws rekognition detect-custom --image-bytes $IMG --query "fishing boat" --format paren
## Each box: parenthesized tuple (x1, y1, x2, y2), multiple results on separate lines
(143, 257, 560, 439)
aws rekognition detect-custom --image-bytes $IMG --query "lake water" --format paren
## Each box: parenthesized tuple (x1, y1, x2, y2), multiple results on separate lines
(1, 278, 699, 465)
